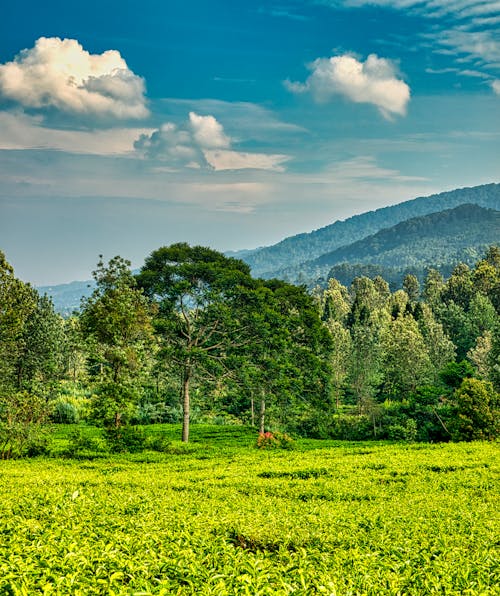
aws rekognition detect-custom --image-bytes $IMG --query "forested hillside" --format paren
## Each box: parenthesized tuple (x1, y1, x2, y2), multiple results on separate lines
(235, 183, 500, 277)
(276, 204, 500, 285)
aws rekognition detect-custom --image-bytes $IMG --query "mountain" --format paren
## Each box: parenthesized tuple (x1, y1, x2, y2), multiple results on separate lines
(38, 279, 96, 318)
(274, 204, 500, 285)
(236, 183, 500, 277)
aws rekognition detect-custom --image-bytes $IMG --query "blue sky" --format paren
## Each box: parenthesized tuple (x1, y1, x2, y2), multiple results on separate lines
(0, 0, 499, 284)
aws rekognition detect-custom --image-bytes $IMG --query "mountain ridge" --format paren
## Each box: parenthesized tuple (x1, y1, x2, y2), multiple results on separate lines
(273, 203, 500, 285)
(236, 183, 500, 277)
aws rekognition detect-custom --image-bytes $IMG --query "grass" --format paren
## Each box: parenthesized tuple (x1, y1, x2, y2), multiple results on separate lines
(0, 425, 498, 595)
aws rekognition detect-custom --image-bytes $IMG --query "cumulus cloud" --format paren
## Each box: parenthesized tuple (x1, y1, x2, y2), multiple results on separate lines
(135, 112, 289, 171)
(0, 37, 148, 119)
(188, 112, 231, 148)
(134, 122, 203, 168)
(286, 54, 410, 118)
(492, 80, 500, 94)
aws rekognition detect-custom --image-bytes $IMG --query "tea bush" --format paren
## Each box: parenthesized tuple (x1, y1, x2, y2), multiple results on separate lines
(0, 430, 498, 594)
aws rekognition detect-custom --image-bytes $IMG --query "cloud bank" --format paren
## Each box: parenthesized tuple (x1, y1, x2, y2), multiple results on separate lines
(0, 37, 148, 119)
(286, 54, 410, 118)
(135, 112, 289, 171)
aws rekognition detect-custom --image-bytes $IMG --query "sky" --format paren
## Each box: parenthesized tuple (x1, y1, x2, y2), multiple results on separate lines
(0, 0, 499, 285)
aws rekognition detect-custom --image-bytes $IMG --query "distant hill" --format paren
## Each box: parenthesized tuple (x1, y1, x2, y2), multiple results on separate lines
(277, 204, 500, 286)
(236, 183, 500, 277)
(38, 279, 96, 317)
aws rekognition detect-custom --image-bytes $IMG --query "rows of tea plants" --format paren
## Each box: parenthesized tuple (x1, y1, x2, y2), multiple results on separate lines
(0, 436, 498, 594)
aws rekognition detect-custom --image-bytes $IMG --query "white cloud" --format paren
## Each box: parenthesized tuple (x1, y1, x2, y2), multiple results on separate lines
(337, 0, 500, 20)
(436, 29, 500, 65)
(0, 37, 148, 119)
(203, 150, 290, 171)
(324, 156, 428, 182)
(134, 122, 204, 167)
(286, 53, 410, 118)
(329, 1, 500, 83)
(492, 80, 500, 94)
(0, 111, 153, 155)
(135, 112, 290, 171)
(188, 112, 231, 148)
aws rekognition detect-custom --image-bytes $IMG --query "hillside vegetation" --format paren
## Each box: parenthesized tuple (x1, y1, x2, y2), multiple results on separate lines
(277, 203, 500, 285)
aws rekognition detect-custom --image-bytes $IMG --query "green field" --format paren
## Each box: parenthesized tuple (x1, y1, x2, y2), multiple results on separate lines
(0, 427, 498, 595)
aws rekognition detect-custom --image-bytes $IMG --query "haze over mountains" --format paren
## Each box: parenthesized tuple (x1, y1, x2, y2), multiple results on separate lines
(40, 183, 500, 315)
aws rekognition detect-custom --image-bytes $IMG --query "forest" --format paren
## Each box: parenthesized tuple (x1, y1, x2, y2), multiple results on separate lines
(0, 243, 499, 458)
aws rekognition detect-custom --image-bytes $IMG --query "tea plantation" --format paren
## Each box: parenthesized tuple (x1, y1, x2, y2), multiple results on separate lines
(0, 426, 498, 595)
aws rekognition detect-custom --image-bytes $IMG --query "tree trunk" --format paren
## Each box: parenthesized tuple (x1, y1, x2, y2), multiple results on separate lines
(259, 396, 266, 434)
(182, 366, 191, 443)
(250, 397, 255, 427)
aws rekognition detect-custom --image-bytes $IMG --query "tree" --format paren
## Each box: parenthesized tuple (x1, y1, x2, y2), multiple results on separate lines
(80, 256, 155, 427)
(441, 263, 474, 310)
(417, 304, 456, 380)
(0, 253, 54, 457)
(423, 268, 444, 309)
(467, 331, 493, 380)
(137, 244, 252, 442)
(18, 294, 66, 395)
(381, 314, 432, 399)
(251, 279, 332, 433)
(448, 378, 499, 441)
(403, 274, 420, 304)
(0, 252, 38, 394)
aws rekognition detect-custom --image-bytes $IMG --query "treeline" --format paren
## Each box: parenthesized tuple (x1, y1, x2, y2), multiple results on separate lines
(0, 245, 499, 457)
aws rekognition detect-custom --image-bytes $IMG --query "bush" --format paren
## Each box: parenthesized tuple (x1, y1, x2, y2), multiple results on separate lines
(64, 428, 102, 457)
(50, 400, 80, 424)
(387, 419, 417, 442)
(104, 425, 146, 453)
(145, 433, 172, 452)
(256, 431, 295, 450)
(328, 415, 374, 441)
(0, 391, 52, 459)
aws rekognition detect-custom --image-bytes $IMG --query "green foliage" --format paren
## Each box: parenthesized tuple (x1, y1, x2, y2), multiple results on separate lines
(440, 360, 475, 389)
(0, 391, 52, 459)
(80, 256, 155, 427)
(448, 378, 499, 441)
(104, 425, 147, 453)
(63, 427, 103, 458)
(50, 398, 80, 424)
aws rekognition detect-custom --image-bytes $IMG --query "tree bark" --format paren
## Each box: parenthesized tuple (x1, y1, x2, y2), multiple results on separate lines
(250, 396, 255, 427)
(182, 365, 191, 443)
(259, 396, 266, 434)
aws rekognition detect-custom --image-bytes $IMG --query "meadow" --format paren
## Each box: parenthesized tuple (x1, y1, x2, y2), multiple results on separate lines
(0, 426, 498, 595)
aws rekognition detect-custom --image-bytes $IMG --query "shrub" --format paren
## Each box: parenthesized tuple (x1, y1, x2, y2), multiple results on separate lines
(50, 399, 80, 424)
(0, 391, 52, 459)
(256, 431, 295, 450)
(64, 428, 102, 457)
(387, 419, 417, 442)
(328, 415, 374, 441)
(145, 433, 172, 452)
(104, 425, 146, 453)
